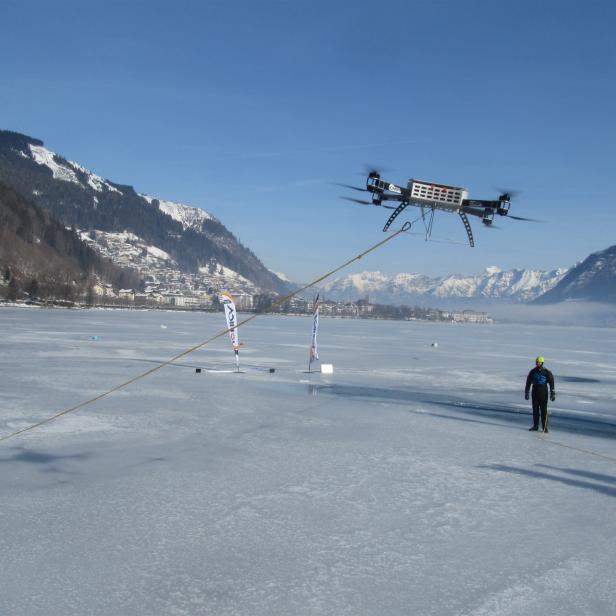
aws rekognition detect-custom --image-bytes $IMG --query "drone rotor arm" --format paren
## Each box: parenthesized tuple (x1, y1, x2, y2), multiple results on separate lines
(460, 205, 488, 219)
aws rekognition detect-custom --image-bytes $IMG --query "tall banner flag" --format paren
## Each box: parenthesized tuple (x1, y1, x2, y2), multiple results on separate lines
(221, 292, 240, 371)
(308, 294, 320, 372)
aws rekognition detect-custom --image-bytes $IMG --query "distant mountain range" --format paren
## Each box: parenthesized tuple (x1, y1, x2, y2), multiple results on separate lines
(0, 129, 289, 294)
(533, 245, 616, 304)
(320, 246, 616, 307)
(318, 266, 569, 308)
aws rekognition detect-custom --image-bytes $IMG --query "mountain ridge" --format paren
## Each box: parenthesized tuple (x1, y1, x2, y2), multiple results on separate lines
(533, 244, 616, 304)
(0, 129, 289, 295)
(317, 266, 568, 308)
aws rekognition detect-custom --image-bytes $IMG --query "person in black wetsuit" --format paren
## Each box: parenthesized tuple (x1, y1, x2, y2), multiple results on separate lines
(525, 356, 556, 432)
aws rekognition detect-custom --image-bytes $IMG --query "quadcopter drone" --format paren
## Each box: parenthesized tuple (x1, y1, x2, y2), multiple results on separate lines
(340, 171, 536, 247)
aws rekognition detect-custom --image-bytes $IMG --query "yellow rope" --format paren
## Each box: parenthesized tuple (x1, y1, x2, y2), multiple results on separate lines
(531, 397, 616, 464)
(537, 400, 616, 463)
(0, 227, 408, 443)
(539, 433, 616, 464)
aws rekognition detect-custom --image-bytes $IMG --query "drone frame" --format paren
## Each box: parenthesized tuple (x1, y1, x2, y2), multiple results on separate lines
(362, 171, 513, 247)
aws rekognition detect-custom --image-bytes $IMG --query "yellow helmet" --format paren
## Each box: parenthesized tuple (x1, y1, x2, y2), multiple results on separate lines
(536, 356, 545, 364)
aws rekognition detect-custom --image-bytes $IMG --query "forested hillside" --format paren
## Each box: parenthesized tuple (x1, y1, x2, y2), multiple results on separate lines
(0, 181, 142, 302)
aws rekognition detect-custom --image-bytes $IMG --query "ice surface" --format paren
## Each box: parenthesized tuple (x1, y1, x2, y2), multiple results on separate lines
(1, 308, 615, 615)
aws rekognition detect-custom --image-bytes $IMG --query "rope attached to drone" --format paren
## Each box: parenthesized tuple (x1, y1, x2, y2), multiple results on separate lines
(0, 223, 412, 444)
(538, 433, 616, 464)
(538, 406, 616, 463)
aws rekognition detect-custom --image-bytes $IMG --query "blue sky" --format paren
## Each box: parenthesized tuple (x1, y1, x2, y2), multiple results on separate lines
(1, 0, 615, 281)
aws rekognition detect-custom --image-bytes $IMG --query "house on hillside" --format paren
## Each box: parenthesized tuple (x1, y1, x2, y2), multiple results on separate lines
(118, 289, 135, 302)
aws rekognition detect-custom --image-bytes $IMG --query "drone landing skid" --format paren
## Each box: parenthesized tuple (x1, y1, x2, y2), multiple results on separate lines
(458, 212, 475, 247)
(382, 202, 409, 232)
(382, 203, 475, 248)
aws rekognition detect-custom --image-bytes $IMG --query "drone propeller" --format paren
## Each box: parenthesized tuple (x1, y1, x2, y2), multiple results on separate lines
(495, 188, 521, 201)
(333, 182, 368, 192)
(491, 188, 543, 222)
(339, 196, 397, 209)
(507, 215, 544, 222)
(340, 196, 373, 206)
(357, 163, 388, 177)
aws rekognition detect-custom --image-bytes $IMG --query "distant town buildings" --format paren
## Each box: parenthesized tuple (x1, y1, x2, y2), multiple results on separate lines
(5, 276, 494, 324)
(4, 228, 492, 323)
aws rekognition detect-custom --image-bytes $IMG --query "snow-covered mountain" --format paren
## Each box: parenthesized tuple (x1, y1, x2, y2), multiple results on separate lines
(534, 244, 616, 304)
(28, 143, 124, 196)
(0, 129, 289, 294)
(140, 194, 215, 232)
(319, 266, 568, 307)
(77, 229, 258, 296)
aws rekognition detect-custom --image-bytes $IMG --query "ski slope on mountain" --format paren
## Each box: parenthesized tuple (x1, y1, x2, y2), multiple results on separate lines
(1, 308, 615, 616)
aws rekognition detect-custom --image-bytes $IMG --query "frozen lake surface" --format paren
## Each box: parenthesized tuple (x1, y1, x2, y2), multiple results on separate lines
(1, 307, 615, 615)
